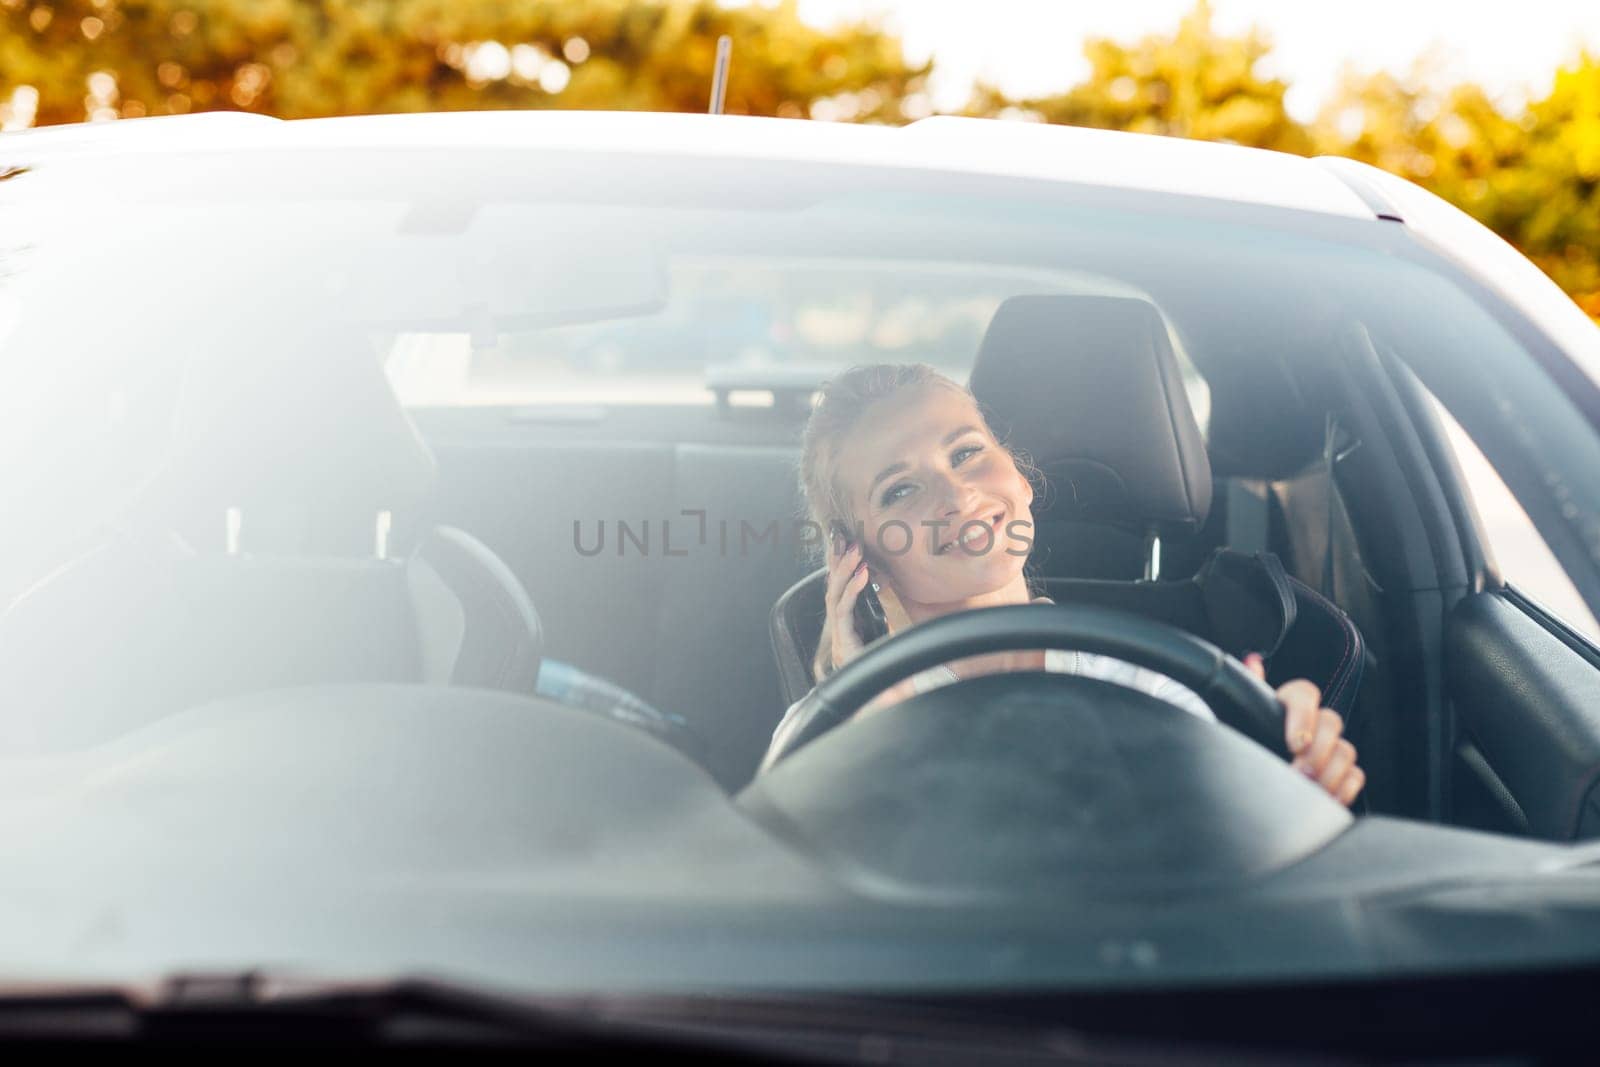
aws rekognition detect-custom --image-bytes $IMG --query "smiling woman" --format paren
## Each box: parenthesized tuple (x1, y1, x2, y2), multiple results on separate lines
(764, 360, 1367, 807)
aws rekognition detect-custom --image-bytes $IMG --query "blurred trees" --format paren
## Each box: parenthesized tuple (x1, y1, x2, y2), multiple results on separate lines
(1516, 56, 1600, 315)
(0, 0, 929, 125)
(1311, 54, 1600, 316)
(0, 0, 1594, 315)
(965, 1, 1308, 154)
(964, 1, 1600, 319)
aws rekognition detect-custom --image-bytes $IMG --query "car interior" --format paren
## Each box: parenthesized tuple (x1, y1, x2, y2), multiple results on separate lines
(405, 272, 1600, 833)
(0, 323, 547, 753)
(7, 155, 1600, 856)
(772, 294, 1366, 731)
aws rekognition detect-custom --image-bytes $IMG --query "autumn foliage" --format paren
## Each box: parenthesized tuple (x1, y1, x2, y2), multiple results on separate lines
(1, 0, 1595, 316)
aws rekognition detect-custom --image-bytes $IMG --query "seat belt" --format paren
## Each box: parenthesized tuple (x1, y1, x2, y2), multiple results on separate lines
(1320, 412, 1363, 600)
(1225, 478, 1270, 556)
(1322, 414, 1338, 599)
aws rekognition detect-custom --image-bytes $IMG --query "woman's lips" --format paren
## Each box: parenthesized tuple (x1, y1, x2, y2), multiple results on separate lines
(935, 510, 1006, 555)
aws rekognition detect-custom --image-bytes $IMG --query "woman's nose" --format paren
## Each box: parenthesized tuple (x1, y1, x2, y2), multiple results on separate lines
(935, 474, 978, 517)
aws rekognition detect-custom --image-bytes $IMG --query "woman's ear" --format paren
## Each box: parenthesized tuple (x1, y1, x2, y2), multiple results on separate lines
(1006, 448, 1037, 508)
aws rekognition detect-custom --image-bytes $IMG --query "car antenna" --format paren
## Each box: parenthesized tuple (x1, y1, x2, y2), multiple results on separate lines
(708, 34, 732, 114)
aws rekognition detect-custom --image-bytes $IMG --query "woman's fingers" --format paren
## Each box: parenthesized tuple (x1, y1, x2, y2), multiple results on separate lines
(1335, 766, 1367, 807)
(1247, 653, 1332, 755)
(835, 560, 869, 626)
(1242, 652, 1266, 681)
(824, 541, 861, 606)
(831, 560, 871, 663)
(815, 540, 867, 675)
(1277, 678, 1323, 758)
(1317, 738, 1357, 792)
(1296, 707, 1345, 777)
(1271, 675, 1365, 806)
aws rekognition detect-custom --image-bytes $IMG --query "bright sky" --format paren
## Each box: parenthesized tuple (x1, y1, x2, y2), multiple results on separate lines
(795, 0, 1600, 119)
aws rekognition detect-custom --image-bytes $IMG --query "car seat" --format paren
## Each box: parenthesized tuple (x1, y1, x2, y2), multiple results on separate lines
(0, 324, 543, 754)
(770, 295, 1365, 723)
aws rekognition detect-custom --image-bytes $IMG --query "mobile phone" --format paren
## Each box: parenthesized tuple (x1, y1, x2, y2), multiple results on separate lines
(854, 572, 888, 643)
(833, 522, 888, 643)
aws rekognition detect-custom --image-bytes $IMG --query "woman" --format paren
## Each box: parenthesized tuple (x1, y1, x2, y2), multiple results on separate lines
(764, 363, 1365, 807)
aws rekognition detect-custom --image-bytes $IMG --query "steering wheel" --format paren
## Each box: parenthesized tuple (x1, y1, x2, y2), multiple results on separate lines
(766, 603, 1289, 768)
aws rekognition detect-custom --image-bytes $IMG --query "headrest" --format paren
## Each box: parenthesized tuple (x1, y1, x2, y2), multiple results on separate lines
(969, 295, 1212, 537)
(155, 322, 436, 551)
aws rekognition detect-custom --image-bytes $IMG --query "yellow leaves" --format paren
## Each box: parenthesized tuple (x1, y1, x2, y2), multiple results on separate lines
(1011, 0, 1302, 153)
(1579, 291, 1600, 322)
(0, 0, 1593, 322)
(961, 0, 1597, 318)
(1539, 58, 1600, 182)
(0, 0, 930, 126)
(1563, 116, 1600, 182)
(229, 59, 268, 107)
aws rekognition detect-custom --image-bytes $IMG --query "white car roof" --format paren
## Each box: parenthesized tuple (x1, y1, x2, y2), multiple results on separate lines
(4, 110, 1374, 219)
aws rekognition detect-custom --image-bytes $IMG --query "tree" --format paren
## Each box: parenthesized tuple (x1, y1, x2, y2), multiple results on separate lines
(0, 0, 929, 127)
(964, 0, 1308, 154)
(1315, 53, 1600, 316)
(4, 0, 1596, 317)
(1492, 54, 1600, 315)
(962, 1, 1598, 319)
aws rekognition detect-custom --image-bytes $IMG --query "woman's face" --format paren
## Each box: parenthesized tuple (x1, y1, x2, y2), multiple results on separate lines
(837, 385, 1034, 608)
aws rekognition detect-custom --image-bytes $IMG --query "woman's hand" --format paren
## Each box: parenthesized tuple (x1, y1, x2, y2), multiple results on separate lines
(815, 537, 875, 678)
(1245, 653, 1365, 807)
(817, 538, 918, 714)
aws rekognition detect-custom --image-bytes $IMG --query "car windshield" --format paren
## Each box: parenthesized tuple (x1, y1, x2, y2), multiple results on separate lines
(5, 136, 1600, 1000)
(0, 147, 1485, 595)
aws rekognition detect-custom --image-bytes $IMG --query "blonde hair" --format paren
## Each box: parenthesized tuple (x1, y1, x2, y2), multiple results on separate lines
(797, 363, 1043, 675)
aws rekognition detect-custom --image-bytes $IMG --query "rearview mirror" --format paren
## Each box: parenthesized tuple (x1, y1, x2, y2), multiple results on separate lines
(329, 207, 669, 333)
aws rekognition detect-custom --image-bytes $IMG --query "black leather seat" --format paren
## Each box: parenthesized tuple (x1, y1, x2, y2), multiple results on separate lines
(770, 294, 1365, 723)
(0, 325, 542, 754)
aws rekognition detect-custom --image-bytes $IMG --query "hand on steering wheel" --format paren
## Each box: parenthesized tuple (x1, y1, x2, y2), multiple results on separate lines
(1244, 652, 1365, 806)
(769, 603, 1288, 769)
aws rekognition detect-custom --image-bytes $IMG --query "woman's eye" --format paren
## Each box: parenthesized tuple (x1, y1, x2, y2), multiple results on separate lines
(880, 482, 914, 507)
(952, 444, 984, 466)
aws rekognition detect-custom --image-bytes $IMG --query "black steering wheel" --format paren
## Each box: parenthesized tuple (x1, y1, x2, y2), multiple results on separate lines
(766, 603, 1288, 768)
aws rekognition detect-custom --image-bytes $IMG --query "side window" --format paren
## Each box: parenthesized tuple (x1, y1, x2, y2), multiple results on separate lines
(1428, 393, 1600, 643)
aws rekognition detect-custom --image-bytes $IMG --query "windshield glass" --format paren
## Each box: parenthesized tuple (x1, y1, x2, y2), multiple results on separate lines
(5, 142, 1600, 998)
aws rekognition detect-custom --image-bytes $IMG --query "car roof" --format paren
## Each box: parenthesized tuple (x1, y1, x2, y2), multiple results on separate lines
(3, 110, 1376, 220)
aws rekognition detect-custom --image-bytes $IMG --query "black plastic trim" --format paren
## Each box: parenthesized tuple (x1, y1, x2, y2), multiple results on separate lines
(1377, 349, 1496, 594)
(1456, 738, 1532, 833)
(1502, 584, 1600, 668)
(1314, 156, 1407, 223)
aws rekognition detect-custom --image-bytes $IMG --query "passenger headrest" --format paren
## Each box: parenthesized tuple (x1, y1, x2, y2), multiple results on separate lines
(969, 295, 1212, 537)
(154, 322, 436, 551)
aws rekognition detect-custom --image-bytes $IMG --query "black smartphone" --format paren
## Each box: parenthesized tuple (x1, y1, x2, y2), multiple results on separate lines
(833, 522, 888, 643)
(855, 572, 888, 644)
